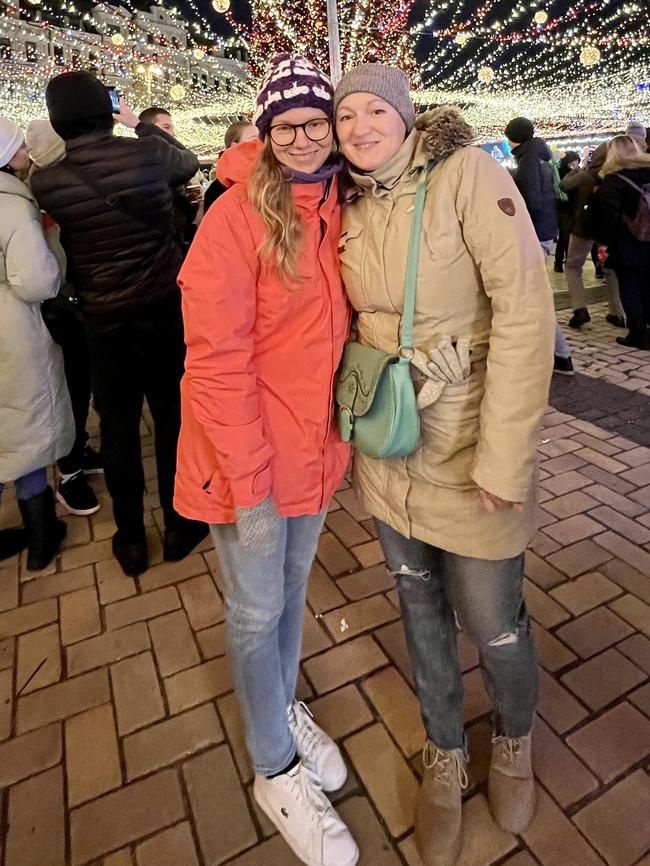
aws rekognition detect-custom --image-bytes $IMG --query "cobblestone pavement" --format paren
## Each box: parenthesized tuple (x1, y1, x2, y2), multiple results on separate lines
(1, 274, 649, 865)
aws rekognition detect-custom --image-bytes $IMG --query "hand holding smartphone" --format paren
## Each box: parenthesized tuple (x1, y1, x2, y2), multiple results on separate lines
(105, 86, 121, 114)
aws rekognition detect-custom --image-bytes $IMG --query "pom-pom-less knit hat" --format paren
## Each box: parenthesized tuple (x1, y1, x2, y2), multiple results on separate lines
(254, 55, 334, 140)
(0, 117, 24, 168)
(504, 117, 535, 144)
(334, 64, 416, 133)
(626, 120, 646, 139)
(25, 119, 65, 168)
(46, 71, 113, 141)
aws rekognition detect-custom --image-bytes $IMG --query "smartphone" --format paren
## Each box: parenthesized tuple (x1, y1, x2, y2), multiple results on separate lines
(106, 86, 120, 114)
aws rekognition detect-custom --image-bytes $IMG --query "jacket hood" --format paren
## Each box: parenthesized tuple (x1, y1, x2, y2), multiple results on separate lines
(217, 138, 264, 187)
(512, 136, 552, 162)
(589, 142, 608, 173)
(414, 107, 475, 163)
(600, 152, 650, 178)
(0, 170, 37, 204)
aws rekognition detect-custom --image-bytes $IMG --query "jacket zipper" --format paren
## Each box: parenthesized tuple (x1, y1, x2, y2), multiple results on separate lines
(319, 211, 336, 513)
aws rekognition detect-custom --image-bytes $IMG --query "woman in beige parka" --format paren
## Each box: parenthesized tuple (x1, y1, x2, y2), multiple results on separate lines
(334, 66, 555, 866)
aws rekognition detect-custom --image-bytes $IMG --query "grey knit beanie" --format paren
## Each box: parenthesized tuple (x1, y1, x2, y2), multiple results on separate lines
(626, 120, 646, 139)
(334, 64, 416, 133)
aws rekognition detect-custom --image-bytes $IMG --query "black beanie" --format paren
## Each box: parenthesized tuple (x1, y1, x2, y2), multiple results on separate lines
(505, 117, 535, 145)
(46, 71, 114, 141)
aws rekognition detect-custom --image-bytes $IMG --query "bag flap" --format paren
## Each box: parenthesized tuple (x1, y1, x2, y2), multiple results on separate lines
(336, 341, 398, 417)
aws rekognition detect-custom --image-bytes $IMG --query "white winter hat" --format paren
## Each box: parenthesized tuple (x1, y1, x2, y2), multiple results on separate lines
(0, 116, 24, 168)
(25, 118, 65, 168)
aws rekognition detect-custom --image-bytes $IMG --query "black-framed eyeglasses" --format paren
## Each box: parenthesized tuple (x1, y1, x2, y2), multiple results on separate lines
(269, 118, 332, 146)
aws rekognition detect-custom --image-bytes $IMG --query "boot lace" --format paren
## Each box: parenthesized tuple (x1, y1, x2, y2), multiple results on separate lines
(495, 737, 522, 765)
(422, 743, 468, 790)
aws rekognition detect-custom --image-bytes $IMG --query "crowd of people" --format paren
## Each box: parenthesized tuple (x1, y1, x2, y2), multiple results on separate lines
(0, 56, 648, 866)
(505, 114, 650, 351)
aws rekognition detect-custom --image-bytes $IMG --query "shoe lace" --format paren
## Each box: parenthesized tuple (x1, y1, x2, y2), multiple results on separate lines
(289, 702, 321, 765)
(496, 737, 522, 765)
(287, 765, 331, 827)
(422, 743, 468, 790)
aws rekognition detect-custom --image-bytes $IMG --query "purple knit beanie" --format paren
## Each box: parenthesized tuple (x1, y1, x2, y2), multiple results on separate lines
(253, 54, 334, 139)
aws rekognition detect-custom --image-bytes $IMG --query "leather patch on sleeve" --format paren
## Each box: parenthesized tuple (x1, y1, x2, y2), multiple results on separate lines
(498, 198, 516, 216)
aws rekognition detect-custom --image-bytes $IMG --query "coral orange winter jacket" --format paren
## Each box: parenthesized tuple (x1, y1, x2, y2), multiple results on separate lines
(174, 139, 351, 524)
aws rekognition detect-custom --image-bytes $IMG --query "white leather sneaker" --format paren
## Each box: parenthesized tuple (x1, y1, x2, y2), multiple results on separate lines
(288, 700, 348, 792)
(254, 763, 359, 866)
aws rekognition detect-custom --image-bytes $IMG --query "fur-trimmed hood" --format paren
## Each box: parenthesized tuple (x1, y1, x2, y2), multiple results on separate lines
(600, 153, 650, 178)
(414, 106, 475, 163)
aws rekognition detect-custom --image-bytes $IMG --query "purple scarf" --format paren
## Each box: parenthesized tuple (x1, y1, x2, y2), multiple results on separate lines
(282, 154, 343, 184)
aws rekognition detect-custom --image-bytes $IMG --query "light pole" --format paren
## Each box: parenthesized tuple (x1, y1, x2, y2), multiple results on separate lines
(326, 0, 342, 86)
(136, 62, 163, 103)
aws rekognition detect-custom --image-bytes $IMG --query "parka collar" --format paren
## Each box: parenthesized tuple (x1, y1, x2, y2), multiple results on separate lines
(600, 152, 650, 177)
(345, 107, 474, 197)
(64, 129, 114, 152)
(0, 170, 37, 205)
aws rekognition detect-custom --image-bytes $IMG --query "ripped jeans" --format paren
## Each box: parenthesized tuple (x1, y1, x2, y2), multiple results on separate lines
(376, 520, 537, 751)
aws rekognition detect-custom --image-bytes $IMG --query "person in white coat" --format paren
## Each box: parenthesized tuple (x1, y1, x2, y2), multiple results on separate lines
(0, 116, 74, 570)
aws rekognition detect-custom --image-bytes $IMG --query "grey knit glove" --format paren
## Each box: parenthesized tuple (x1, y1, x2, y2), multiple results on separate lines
(236, 496, 280, 556)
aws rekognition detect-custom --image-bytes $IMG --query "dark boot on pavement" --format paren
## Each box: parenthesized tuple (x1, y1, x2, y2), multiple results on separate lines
(112, 531, 148, 577)
(415, 743, 467, 866)
(18, 487, 67, 571)
(163, 520, 209, 562)
(488, 734, 536, 833)
(0, 528, 28, 561)
(568, 307, 591, 329)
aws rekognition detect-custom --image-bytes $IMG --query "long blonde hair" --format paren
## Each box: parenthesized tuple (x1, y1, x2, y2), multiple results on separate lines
(607, 134, 641, 163)
(248, 139, 303, 282)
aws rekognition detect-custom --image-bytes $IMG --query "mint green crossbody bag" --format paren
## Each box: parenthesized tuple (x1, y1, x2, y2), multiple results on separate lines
(335, 163, 429, 460)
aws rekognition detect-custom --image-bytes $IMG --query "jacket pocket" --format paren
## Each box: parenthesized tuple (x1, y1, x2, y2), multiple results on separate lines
(337, 226, 363, 255)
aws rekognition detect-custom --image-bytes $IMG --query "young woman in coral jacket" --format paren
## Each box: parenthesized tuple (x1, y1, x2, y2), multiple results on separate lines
(174, 55, 358, 866)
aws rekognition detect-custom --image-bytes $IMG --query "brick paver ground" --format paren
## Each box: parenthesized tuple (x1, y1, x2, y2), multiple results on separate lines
(1, 262, 649, 865)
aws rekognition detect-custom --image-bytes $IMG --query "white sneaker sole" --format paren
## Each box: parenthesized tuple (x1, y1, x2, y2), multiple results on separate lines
(253, 783, 359, 866)
(56, 491, 101, 516)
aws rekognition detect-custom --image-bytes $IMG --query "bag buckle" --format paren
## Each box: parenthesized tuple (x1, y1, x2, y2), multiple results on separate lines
(398, 345, 414, 361)
(338, 405, 354, 442)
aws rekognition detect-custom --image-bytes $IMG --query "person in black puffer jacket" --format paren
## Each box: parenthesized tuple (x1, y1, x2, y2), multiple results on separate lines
(594, 134, 650, 349)
(31, 71, 208, 577)
(506, 117, 558, 245)
(505, 117, 574, 376)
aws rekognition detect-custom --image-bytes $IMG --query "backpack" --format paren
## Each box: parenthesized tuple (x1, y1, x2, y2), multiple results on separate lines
(614, 173, 650, 241)
(551, 160, 568, 202)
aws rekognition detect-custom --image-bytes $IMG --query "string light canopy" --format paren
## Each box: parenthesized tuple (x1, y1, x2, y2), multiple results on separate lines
(247, 0, 418, 79)
(0, 0, 254, 157)
(411, 0, 650, 92)
(412, 0, 648, 135)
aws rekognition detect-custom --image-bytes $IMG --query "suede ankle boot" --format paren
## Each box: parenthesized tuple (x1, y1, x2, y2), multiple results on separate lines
(415, 743, 468, 866)
(488, 734, 536, 833)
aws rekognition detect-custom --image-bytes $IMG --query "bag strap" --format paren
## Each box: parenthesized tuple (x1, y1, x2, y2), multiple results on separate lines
(399, 162, 430, 354)
(61, 159, 169, 237)
(614, 173, 644, 195)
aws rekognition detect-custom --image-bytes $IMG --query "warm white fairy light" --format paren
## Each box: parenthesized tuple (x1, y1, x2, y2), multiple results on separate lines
(0, 0, 254, 158)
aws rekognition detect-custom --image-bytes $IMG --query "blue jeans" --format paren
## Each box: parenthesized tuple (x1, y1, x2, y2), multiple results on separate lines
(376, 520, 537, 751)
(210, 512, 326, 775)
(0, 468, 47, 502)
